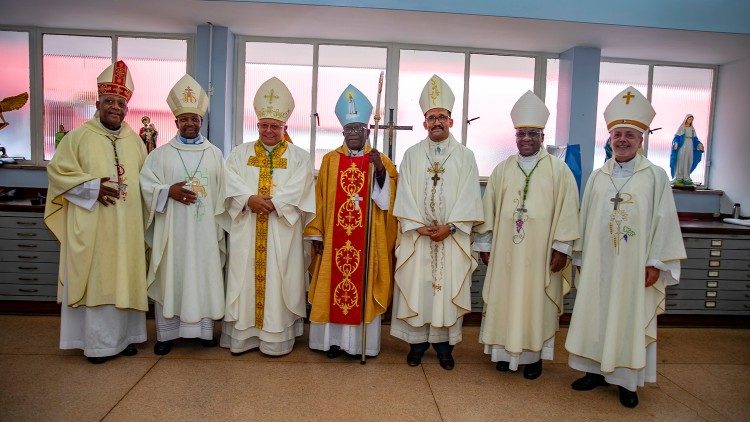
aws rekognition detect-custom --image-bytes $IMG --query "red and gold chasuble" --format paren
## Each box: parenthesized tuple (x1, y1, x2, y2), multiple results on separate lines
(247, 141, 288, 329)
(329, 154, 371, 324)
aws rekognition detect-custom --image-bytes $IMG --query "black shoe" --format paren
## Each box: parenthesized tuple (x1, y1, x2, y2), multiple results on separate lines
(119, 344, 138, 356)
(87, 356, 108, 364)
(406, 349, 424, 366)
(437, 353, 455, 370)
(571, 373, 609, 391)
(523, 360, 543, 380)
(326, 345, 343, 359)
(618, 387, 639, 408)
(153, 341, 173, 356)
(199, 338, 218, 348)
(496, 361, 510, 372)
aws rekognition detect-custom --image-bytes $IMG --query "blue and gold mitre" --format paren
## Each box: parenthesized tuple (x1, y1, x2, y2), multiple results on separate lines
(335, 84, 373, 127)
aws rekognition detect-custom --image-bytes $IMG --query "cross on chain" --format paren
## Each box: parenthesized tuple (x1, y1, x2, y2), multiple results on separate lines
(516, 206, 527, 214)
(610, 192, 624, 210)
(622, 91, 635, 104)
(428, 162, 444, 187)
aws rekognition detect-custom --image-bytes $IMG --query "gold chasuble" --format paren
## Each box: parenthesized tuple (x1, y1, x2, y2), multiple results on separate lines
(45, 118, 148, 311)
(305, 146, 398, 324)
(247, 141, 288, 329)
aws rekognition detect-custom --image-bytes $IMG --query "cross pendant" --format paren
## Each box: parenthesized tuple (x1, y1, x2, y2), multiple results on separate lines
(610, 192, 624, 210)
(428, 162, 444, 187)
(516, 206, 527, 214)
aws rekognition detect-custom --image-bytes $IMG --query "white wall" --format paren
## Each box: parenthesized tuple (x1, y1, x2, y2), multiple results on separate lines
(710, 57, 750, 217)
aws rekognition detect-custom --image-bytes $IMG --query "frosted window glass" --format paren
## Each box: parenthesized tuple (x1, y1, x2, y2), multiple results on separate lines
(0, 31, 31, 160)
(545, 58, 559, 147)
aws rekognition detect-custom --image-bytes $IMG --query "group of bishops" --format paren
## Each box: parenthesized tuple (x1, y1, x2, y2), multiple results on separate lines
(45, 61, 685, 410)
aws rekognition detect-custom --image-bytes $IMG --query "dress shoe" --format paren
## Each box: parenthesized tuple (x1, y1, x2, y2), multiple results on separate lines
(119, 344, 138, 356)
(87, 356, 108, 364)
(406, 349, 424, 366)
(437, 353, 455, 370)
(571, 373, 609, 391)
(496, 361, 510, 372)
(523, 360, 543, 380)
(326, 345, 343, 359)
(618, 387, 639, 408)
(200, 338, 218, 348)
(153, 341, 173, 356)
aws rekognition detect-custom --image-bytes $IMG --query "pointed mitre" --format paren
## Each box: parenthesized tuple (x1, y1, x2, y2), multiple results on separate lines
(253, 77, 295, 122)
(419, 74, 455, 114)
(97, 60, 134, 102)
(166, 74, 209, 117)
(510, 90, 549, 129)
(335, 84, 373, 127)
(603, 86, 655, 133)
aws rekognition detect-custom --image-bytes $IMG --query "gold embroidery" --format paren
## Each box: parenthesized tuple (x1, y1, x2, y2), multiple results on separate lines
(333, 240, 360, 315)
(247, 141, 288, 329)
(336, 163, 365, 236)
(182, 86, 197, 103)
(429, 78, 441, 106)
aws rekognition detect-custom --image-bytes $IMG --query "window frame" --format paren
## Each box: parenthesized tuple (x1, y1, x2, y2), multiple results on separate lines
(0, 25, 195, 166)
(234, 35, 558, 176)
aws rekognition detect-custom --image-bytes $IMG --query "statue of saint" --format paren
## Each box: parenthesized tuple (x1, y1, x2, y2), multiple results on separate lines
(670, 114, 704, 190)
(54, 124, 69, 148)
(139, 116, 158, 153)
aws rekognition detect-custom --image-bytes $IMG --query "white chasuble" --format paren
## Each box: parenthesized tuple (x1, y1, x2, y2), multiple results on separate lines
(391, 135, 483, 337)
(140, 137, 227, 325)
(221, 141, 315, 354)
(565, 155, 685, 389)
(475, 150, 579, 366)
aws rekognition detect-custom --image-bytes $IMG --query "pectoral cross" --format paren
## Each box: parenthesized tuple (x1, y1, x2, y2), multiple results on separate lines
(351, 193, 363, 211)
(610, 192, 624, 210)
(428, 162, 444, 187)
(516, 205, 527, 215)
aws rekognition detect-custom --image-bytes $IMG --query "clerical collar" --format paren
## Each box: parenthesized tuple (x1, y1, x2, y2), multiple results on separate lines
(429, 138, 449, 156)
(612, 156, 637, 178)
(348, 148, 364, 157)
(96, 119, 121, 136)
(517, 148, 542, 172)
(262, 141, 281, 152)
(178, 134, 204, 144)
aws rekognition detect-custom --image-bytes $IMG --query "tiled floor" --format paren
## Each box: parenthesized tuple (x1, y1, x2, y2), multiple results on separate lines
(0, 316, 748, 421)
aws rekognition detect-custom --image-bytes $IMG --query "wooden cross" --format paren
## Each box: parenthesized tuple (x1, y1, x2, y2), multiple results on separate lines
(610, 192, 624, 210)
(428, 162, 444, 186)
(622, 91, 635, 105)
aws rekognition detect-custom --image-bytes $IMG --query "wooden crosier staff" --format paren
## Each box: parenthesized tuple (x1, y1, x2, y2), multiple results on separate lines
(359, 71, 384, 364)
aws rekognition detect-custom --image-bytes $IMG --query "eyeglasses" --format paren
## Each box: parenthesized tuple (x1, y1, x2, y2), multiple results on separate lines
(342, 127, 366, 135)
(258, 123, 284, 131)
(426, 115, 450, 124)
(515, 130, 542, 139)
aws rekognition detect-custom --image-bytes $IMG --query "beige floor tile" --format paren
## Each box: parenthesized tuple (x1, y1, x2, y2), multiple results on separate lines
(659, 364, 750, 421)
(422, 362, 707, 421)
(657, 328, 750, 364)
(656, 373, 730, 422)
(0, 354, 158, 422)
(103, 360, 441, 422)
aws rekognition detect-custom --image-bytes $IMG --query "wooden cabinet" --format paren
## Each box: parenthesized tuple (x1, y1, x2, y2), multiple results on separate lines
(0, 211, 59, 301)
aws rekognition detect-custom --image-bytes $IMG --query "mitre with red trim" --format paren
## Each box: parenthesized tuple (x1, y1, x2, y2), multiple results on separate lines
(97, 60, 134, 102)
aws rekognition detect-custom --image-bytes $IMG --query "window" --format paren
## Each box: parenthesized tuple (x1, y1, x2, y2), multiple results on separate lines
(396, 50, 465, 165)
(545, 58, 559, 145)
(315, 45, 386, 168)
(649, 66, 713, 184)
(0, 31, 31, 160)
(242, 42, 313, 152)
(43, 35, 112, 160)
(119, 37, 188, 149)
(465, 54, 535, 176)
(595, 62, 649, 169)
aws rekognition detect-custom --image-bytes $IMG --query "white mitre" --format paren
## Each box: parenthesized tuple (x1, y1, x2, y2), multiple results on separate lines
(166, 74, 209, 117)
(603, 86, 655, 133)
(253, 77, 295, 122)
(511, 90, 549, 129)
(419, 74, 455, 114)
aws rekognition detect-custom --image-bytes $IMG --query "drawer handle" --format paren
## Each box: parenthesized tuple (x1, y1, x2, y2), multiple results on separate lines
(18, 277, 39, 281)
(17, 266, 38, 270)
(17, 244, 37, 248)
(666, 293, 678, 297)
(16, 221, 37, 225)
(17, 255, 38, 259)
(18, 288, 39, 293)
(17, 232, 37, 237)
(666, 303, 677, 307)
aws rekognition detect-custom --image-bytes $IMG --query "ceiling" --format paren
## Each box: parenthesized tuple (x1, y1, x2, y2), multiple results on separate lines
(2, 0, 749, 65)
